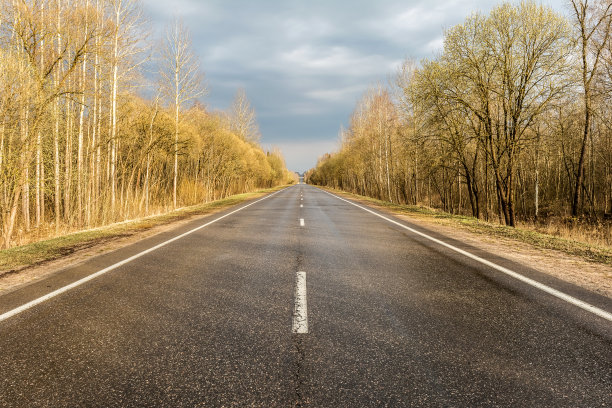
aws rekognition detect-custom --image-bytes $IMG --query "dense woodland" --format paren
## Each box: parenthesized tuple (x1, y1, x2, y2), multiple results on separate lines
(0, 0, 293, 248)
(308, 1, 612, 241)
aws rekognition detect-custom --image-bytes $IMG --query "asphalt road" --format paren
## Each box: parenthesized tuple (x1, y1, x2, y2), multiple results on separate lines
(0, 184, 610, 407)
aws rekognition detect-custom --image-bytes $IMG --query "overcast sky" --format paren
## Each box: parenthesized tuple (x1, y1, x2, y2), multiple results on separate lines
(143, 0, 568, 172)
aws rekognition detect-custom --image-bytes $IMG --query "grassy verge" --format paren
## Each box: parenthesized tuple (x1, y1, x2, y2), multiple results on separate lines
(321, 187, 612, 265)
(0, 185, 289, 275)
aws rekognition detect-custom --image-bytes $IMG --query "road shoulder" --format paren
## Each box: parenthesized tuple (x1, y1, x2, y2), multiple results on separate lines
(0, 186, 289, 296)
(320, 187, 612, 299)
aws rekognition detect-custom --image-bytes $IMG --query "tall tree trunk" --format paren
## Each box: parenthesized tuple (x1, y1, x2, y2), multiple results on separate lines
(22, 110, 30, 232)
(76, 0, 89, 226)
(384, 128, 392, 203)
(90, 0, 101, 225)
(54, 102, 61, 231)
(173, 71, 179, 208)
(64, 76, 72, 224)
(35, 129, 41, 227)
(573, 95, 590, 216)
(507, 159, 516, 227)
(53, 0, 63, 231)
(3, 185, 22, 249)
(535, 132, 540, 220)
(145, 97, 159, 214)
(109, 4, 120, 218)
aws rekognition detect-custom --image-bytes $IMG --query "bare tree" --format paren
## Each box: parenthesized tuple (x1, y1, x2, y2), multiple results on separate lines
(441, 2, 572, 226)
(310, 2, 612, 231)
(107, 0, 145, 217)
(160, 18, 206, 208)
(0, 0, 290, 250)
(569, 0, 612, 216)
(229, 88, 260, 144)
(0, 0, 95, 246)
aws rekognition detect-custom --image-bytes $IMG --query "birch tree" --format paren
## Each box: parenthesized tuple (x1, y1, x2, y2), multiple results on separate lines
(160, 18, 206, 208)
(107, 0, 145, 217)
(0, 0, 291, 249)
(229, 88, 260, 144)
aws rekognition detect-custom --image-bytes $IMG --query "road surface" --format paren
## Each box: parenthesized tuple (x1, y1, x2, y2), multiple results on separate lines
(0, 185, 610, 407)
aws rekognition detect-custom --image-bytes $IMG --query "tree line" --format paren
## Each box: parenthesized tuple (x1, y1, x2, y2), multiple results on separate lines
(0, 0, 293, 249)
(307, 0, 612, 230)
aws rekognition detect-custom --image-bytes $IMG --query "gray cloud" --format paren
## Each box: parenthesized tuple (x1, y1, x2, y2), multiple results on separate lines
(143, 0, 568, 172)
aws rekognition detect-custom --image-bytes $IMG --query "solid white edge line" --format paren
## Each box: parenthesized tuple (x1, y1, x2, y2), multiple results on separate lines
(322, 189, 612, 322)
(0, 187, 291, 323)
(292, 271, 308, 333)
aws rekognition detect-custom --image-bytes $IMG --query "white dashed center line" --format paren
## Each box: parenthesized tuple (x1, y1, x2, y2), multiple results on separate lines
(300, 218, 305, 227)
(292, 271, 308, 334)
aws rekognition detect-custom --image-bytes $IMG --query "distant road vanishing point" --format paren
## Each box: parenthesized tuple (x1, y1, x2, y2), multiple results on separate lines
(0, 185, 610, 407)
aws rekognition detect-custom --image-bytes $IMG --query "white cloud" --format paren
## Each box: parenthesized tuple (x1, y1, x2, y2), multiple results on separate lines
(282, 17, 336, 41)
(305, 84, 366, 102)
(366, 0, 467, 44)
(145, 0, 216, 19)
(278, 45, 399, 78)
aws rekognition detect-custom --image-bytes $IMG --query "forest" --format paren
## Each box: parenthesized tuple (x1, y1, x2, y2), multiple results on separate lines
(0, 0, 294, 249)
(307, 1, 612, 244)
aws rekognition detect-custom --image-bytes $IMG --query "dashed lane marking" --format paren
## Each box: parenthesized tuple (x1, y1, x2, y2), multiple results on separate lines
(292, 271, 308, 334)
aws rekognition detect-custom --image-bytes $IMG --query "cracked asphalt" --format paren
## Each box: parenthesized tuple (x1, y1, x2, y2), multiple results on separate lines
(0, 184, 610, 407)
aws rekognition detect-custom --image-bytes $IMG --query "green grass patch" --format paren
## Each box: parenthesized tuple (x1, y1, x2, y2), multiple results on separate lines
(321, 187, 612, 265)
(0, 185, 289, 274)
